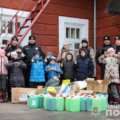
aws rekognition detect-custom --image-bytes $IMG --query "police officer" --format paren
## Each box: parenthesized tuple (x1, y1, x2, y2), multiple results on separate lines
(95, 35, 115, 80)
(23, 35, 45, 87)
(6, 36, 18, 60)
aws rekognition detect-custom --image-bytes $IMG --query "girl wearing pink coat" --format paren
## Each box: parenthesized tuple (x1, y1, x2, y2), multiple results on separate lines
(0, 49, 8, 103)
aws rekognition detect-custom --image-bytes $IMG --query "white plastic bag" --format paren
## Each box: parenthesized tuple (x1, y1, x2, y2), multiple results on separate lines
(60, 84, 71, 97)
(74, 81, 87, 90)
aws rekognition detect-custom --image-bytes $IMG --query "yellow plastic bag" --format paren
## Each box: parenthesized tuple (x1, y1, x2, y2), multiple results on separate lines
(62, 79, 70, 86)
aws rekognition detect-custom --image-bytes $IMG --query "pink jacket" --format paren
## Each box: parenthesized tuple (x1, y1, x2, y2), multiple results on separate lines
(0, 56, 8, 75)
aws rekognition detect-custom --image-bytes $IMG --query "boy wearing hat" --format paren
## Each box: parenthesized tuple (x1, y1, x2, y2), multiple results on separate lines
(95, 35, 115, 79)
(45, 52, 53, 65)
(23, 35, 45, 87)
(16, 45, 25, 60)
(45, 56, 62, 81)
(75, 48, 93, 81)
(76, 38, 95, 66)
(29, 50, 46, 88)
(5, 51, 27, 100)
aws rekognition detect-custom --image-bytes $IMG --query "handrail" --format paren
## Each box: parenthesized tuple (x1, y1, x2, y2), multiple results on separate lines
(0, 0, 28, 35)
(0, 0, 33, 45)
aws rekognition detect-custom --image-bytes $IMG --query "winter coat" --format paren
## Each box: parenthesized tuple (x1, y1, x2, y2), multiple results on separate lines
(45, 63, 62, 81)
(5, 45, 17, 60)
(61, 53, 76, 81)
(77, 46, 95, 66)
(95, 43, 115, 79)
(5, 58, 27, 86)
(0, 56, 8, 75)
(99, 54, 120, 84)
(57, 48, 75, 63)
(23, 43, 45, 64)
(29, 56, 46, 82)
(75, 48, 94, 81)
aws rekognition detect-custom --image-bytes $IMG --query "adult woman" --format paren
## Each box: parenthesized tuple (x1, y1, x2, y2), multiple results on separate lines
(57, 41, 75, 64)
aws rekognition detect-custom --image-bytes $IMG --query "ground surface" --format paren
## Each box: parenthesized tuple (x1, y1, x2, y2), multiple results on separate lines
(0, 102, 120, 120)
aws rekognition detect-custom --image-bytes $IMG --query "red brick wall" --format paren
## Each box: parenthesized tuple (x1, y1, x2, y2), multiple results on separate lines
(0, 0, 93, 57)
(96, 0, 120, 79)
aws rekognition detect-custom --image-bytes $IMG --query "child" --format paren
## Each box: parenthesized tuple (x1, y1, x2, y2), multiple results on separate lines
(5, 51, 27, 86)
(61, 52, 76, 81)
(75, 48, 94, 81)
(45, 52, 53, 65)
(29, 50, 46, 88)
(0, 49, 8, 102)
(99, 48, 120, 105)
(45, 56, 62, 81)
(16, 45, 25, 60)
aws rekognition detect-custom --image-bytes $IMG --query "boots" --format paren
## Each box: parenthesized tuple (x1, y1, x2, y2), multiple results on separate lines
(0, 94, 3, 103)
(2, 94, 7, 102)
(109, 95, 114, 105)
(113, 98, 119, 105)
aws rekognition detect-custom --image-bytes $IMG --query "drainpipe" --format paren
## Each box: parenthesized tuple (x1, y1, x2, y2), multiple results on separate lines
(94, 0, 96, 77)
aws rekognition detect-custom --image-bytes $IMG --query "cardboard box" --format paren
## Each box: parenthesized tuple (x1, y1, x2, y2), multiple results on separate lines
(78, 90, 96, 95)
(70, 84, 79, 95)
(85, 78, 110, 93)
(12, 88, 38, 104)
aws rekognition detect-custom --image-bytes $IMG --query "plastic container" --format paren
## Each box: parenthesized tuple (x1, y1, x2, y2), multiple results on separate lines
(46, 95, 56, 111)
(56, 95, 64, 111)
(92, 96, 101, 113)
(87, 95, 93, 111)
(70, 96, 80, 112)
(38, 94, 44, 108)
(101, 96, 106, 112)
(43, 94, 47, 110)
(29, 94, 38, 109)
(65, 96, 70, 111)
(81, 95, 88, 111)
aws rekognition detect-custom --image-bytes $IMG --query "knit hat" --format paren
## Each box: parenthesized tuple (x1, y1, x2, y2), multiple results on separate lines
(103, 35, 111, 41)
(49, 56, 56, 62)
(12, 36, 18, 41)
(47, 52, 53, 56)
(16, 45, 23, 51)
(11, 51, 17, 57)
(0, 49, 5, 54)
(34, 50, 40, 56)
(29, 35, 36, 40)
(63, 41, 68, 46)
(115, 36, 120, 41)
(81, 38, 88, 44)
(107, 48, 115, 54)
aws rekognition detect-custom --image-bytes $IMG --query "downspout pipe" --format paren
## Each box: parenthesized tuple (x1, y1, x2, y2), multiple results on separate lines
(94, 0, 96, 77)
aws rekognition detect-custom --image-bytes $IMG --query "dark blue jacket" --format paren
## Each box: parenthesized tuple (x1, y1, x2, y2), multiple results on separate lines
(75, 48, 94, 81)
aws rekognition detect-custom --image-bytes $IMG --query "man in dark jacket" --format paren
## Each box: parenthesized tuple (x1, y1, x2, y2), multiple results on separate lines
(5, 36, 18, 60)
(95, 35, 115, 80)
(75, 48, 94, 81)
(61, 52, 76, 81)
(5, 36, 18, 101)
(23, 35, 45, 87)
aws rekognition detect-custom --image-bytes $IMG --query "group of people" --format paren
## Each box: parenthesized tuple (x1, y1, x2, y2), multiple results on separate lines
(0, 34, 119, 105)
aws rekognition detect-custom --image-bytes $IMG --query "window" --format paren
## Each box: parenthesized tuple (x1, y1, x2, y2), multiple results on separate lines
(0, 8, 31, 48)
(65, 25, 81, 55)
(59, 16, 89, 57)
